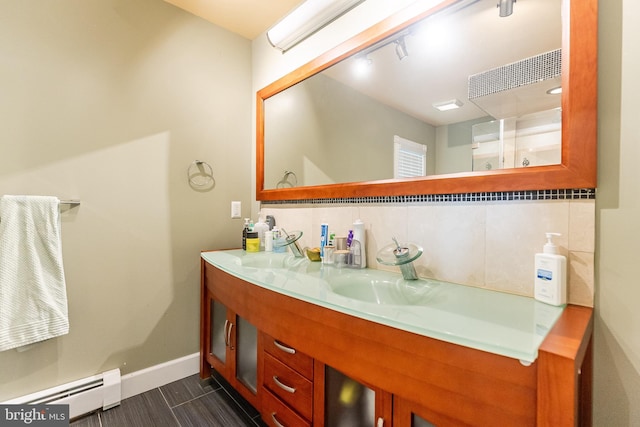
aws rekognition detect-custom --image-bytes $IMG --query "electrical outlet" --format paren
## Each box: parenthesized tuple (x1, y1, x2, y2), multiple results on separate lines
(231, 201, 241, 219)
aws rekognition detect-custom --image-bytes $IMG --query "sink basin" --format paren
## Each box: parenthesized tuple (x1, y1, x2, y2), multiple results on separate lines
(327, 272, 438, 305)
(235, 253, 308, 270)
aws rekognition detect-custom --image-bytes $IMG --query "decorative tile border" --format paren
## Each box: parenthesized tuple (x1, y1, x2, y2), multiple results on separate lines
(261, 188, 596, 205)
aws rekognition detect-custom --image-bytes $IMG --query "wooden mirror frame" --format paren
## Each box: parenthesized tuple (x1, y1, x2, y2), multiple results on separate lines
(256, 0, 597, 201)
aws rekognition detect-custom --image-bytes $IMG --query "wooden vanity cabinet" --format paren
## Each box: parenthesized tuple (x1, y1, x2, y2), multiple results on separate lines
(261, 332, 314, 426)
(200, 257, 593, 426)
(200, 266, 259, 409)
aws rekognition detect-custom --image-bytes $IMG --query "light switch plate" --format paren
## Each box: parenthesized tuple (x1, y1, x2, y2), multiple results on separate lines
(231, 201, 241, 219)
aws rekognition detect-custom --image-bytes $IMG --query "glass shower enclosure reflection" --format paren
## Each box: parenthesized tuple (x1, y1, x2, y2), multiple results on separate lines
(472, 108, 561, 171)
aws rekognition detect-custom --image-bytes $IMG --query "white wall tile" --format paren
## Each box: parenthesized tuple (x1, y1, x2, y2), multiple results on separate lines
(262, 197, 594, 306)
(484, 200, 569, 295)
(408, 203, 486, 286)
(569, 200, 596, 252)
(568, 251, 595, 306)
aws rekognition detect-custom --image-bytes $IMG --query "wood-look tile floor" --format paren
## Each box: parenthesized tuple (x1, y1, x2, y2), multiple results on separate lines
(70, 374, 267, 427)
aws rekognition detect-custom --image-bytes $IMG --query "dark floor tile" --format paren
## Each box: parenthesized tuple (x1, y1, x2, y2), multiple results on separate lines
(101, 388, 178, 427)
(160, 374, 217, 408)
(70, 413, 101, 427)
(211, 371, 260, 420)
(251, 413, 269, 427)
(172, 390, 256, 427)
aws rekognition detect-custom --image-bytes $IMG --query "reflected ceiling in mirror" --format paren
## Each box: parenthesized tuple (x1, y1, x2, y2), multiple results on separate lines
(257, 0, 597, 200)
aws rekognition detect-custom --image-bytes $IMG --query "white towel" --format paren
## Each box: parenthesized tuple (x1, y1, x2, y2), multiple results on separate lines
(0, 195, 69, 351)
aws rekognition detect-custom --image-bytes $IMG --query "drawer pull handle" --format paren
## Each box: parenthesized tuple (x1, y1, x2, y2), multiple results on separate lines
(227, 322, 234, 350)
(377, 417, 384, 427)
(271, 412, 286, 427)
(272, 375, 296, 394)
(273, 340, 296, 354)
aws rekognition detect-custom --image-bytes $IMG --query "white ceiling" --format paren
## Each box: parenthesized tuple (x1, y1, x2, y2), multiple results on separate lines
(163, 0, 301, 40)
(323, 0, 562, 126)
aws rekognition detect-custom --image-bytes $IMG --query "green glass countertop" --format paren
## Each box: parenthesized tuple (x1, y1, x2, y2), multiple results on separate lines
(201, 250, 564, 363)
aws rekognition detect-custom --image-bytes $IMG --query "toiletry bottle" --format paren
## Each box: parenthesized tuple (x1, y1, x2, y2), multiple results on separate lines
(272, 227, 286, 253)
(534, 232, 567, 306)
(352, 219, 366, 268)
(266, 215, 276, 230)
(264, 230, 274, 252)
(320, 223, 329, 259)
(246, 232, 260, 253)
(242, 218, 250, 250)
(254, 214, 269, 251)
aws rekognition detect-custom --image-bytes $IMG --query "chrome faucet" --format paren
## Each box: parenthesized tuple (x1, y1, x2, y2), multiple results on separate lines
(280, 229, 305, 258)
(392, 237, 419, 280)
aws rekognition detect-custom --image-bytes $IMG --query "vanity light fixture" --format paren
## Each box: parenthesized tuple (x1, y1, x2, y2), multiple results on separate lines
(266, 0, 366, 53)
(497, 0, 516, 17)
(546, 86, 562, 95)
(433, 99, 463, 111)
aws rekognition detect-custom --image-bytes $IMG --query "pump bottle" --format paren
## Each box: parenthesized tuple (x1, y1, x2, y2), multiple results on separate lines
(253, 214, 269, 251)
(534, 232, 567, 306)
(351, 219, 366, 268)
(242, 218, 250, 250)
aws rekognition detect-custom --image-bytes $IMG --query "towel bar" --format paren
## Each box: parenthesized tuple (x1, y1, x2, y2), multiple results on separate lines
(60, 200, 80, 207)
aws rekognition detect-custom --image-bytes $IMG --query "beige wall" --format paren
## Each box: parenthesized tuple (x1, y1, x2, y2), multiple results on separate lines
(595, 0, 640, 425)
(264, 74, 435, 188)
(0, 0, 251, 400)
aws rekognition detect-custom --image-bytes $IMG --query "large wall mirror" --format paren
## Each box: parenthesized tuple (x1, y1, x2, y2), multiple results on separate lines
(256, 0, 596, 201)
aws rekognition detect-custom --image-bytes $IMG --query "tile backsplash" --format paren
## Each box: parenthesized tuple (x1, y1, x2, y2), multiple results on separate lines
(260, 194, 595, 307)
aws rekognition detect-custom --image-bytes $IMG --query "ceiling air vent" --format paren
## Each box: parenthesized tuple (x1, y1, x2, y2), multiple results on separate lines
(468, 49, 562, 119)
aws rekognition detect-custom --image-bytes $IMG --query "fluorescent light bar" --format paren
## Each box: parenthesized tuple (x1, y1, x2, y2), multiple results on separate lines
(433, 99, 463, 111)
(267, 0, 365, 53)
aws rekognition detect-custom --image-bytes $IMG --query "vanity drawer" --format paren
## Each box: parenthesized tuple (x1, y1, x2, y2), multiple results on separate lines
(262, 387, 311, 427)
(264, 353, 313, 420)
(263, 332, 313, 380)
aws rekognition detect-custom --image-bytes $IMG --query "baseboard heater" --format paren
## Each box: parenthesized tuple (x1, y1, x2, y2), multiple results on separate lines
(3, 369, 121, 419)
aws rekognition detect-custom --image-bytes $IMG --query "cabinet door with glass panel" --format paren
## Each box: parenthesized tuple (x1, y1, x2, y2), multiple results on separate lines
(315, 363, 392, 427)
(205, 290, 259, 408)
(394, 396, 447, 427)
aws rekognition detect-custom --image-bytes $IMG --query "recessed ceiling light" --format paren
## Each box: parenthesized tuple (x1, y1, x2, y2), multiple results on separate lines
(433, 99, 463, 111)
(546, 86, 562, 95)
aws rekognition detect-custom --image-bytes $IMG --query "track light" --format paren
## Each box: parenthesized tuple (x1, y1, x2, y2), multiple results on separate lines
(395, 37, 408, 60)
(497, 0, 515, 17)
(267, 0, 365, 53)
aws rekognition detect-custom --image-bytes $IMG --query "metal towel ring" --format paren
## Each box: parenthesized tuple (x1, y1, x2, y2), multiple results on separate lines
(187, 160, 214, 187)
(276, 170, 297, 188)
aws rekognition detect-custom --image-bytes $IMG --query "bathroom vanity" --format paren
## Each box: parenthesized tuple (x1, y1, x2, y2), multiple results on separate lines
(200, 250, 592, 426)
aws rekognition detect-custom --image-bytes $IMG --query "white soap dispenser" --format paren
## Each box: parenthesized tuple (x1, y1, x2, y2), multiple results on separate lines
(253, 213, 269, 251)
(352, 219, 366, 268)
(534, 232, 567, 306)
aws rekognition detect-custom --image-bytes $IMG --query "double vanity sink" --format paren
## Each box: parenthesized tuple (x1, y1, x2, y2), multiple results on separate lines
(200, 249, 594, 426)
(202, 250, 563, 364)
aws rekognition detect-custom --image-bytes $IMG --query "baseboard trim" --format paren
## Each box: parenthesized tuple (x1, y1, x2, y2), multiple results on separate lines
(121, 352, 199, 400)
